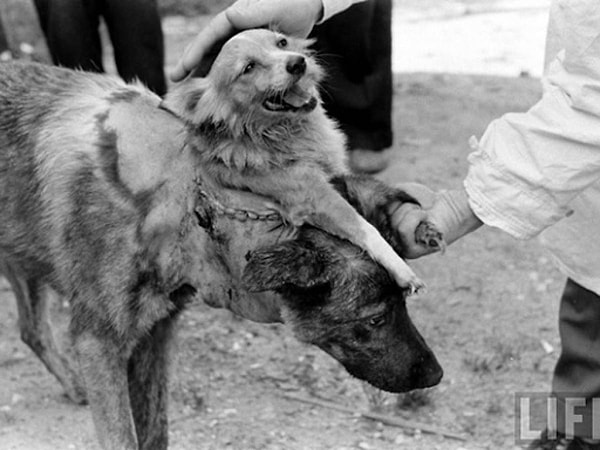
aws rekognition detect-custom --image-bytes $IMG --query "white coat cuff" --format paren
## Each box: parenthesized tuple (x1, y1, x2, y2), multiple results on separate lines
(464, 139, 569, 240)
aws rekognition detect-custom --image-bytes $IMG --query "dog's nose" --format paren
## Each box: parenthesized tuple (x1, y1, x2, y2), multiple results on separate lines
(286, 56, 306, 76)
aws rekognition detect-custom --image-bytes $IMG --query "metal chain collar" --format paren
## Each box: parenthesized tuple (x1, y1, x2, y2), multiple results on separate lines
(197, 186, 282, 223)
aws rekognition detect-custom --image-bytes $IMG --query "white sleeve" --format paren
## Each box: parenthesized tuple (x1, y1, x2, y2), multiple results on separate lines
(464, 0, 600, 239)
(318, 0, 366, 23)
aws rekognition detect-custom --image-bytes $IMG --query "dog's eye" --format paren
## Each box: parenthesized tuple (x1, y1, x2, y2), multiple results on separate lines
(242, 62, 255, 74)
(367, 314, 387, 328)
(277, 38, 288, 48)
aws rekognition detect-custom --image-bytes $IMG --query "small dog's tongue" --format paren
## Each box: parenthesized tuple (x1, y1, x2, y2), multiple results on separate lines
(284, 86, 311, 107)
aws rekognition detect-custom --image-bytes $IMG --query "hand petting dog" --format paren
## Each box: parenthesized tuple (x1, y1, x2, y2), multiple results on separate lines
(170, 0, 324, 81)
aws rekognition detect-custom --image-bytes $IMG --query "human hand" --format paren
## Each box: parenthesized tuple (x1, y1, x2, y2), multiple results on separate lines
(170, 0, 324, 82)
(389, 184, 483, 259)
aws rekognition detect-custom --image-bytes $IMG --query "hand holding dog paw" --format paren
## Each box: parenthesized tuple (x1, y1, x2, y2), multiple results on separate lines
(389, 185, 483, 259)
(170, 0, 323, 81)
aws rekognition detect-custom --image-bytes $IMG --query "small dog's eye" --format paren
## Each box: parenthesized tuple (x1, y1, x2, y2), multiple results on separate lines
(367, 314, 387, 328)
(242, 62, 255, 74)
(277, 38, 288, 48)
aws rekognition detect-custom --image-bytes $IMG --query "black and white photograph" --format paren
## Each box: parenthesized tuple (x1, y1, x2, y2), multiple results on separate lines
(1, 0, 598, 449)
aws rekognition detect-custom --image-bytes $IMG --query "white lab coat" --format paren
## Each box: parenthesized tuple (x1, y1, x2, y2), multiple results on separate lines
(465, 0, 600, 294)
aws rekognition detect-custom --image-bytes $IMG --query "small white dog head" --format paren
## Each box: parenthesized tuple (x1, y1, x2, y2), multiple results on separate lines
(165, 29, 324, 135)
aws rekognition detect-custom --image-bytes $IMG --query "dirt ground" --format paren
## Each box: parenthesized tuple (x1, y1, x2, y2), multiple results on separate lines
(0, 6, 564, 450)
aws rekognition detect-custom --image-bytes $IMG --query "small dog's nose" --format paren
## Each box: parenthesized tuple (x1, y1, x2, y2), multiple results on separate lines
(286, 56, 306, 76)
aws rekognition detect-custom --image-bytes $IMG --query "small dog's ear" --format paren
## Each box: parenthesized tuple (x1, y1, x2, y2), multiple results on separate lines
(161, 78, 210, 120)
(242, 241, 330, 292)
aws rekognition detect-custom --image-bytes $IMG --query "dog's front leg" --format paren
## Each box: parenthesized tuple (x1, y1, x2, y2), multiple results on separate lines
(127, 317, 177, 450)
(249, 168, 424, 291)
(74, 331, 138, 450)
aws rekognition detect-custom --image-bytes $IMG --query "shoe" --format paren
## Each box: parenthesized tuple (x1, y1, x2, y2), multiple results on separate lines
(348, 149, 389, 174)
(528, 429, 600, 450)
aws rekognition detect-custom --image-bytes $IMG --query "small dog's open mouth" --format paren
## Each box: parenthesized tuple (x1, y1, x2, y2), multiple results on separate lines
(263, 85, 317, 113)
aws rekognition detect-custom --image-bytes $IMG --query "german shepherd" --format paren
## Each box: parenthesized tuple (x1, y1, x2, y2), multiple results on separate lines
(0, 40, 442, 450)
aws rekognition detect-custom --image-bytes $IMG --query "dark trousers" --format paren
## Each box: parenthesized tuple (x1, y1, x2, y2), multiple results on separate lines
(34, 0, 166, 96)
(552, 279, 600, 437)
(310, 0, 393, 151)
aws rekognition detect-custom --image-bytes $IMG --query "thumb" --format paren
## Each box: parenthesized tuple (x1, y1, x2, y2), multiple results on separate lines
(170, 11, 235, 81)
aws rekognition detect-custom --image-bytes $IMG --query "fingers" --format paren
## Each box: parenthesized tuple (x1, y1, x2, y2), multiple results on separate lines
(226, 0, 277, 29)
(228, 0, 319, 37)
(170, 0, 322, 82)
(170, 11, 236, 82)
(388, 201, 425, 232)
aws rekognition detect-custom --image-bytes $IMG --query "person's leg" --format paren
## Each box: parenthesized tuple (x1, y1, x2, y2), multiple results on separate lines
(310, 0, 393, 173)
(102, 0, 166, 96)
(554, 279, 600, 438)
(37, 0, 104, 72)
(529, 279, 600, 449)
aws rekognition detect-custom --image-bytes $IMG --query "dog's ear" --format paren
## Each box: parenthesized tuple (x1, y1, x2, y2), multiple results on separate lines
(161, 78, 210, 120)
(242, 241, 331, 292)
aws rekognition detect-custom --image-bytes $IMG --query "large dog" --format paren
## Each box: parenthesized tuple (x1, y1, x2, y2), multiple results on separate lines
(0, 44, 442, 450)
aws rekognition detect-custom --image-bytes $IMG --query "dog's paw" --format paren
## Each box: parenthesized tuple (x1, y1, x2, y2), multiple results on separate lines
(407, 277, 426, 296)
(415, 221, 446, 253)
(386, 258, 426, 296)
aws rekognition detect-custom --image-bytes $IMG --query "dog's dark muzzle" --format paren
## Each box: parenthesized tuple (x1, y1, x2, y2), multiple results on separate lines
(343, 347, 443, 393)
(329, 305, 444, 393)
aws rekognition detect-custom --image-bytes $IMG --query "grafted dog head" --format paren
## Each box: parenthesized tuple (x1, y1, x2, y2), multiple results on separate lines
(242, 229, 443, 393)
(165, 29, 322, 135)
